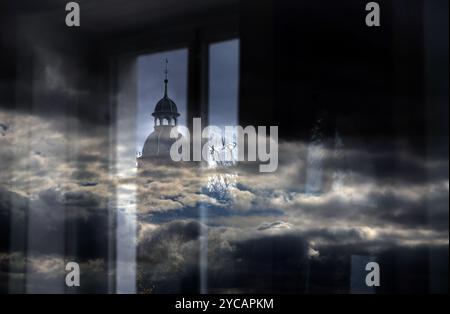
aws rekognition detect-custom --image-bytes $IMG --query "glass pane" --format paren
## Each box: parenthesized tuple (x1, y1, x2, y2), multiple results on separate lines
(207, 39, 240, 167)
(208, 39, 240, 128)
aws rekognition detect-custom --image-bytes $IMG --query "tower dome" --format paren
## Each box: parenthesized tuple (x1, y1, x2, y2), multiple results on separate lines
(151, 59, 180, 127)
(140, 59, 182, 160)
(153, 94, 179, 115)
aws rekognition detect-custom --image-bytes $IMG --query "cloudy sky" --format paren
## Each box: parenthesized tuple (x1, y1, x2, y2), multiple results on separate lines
(0, 101, 448, 293)
(0, 25, 448, 294)
(0, 0, 448, 296)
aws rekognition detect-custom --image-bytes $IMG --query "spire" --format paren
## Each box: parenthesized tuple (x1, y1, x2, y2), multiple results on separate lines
(152, 57, 179, 121)
(164, 58, 168, 97)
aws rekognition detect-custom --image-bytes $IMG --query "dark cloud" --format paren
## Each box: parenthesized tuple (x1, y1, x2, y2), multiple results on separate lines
(257, 221, 292, 230)
(39, 188, 103, 208)
(136, 221, 449, 293)
(0, 252, 110, 293)
(0, 187, 28, 251)
(0, 108, 448, 293)
(0, 186, 111, 260)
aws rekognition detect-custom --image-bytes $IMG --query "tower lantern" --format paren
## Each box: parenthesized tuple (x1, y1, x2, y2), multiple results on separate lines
(151, 58, 180, 127)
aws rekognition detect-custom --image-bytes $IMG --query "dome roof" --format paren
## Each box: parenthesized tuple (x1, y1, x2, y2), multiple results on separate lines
(141, 125, 182, 158)
(152, 95, 179, 117)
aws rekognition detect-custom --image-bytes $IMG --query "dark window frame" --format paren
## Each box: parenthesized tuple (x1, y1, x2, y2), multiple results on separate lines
(106, 14, 239, 130)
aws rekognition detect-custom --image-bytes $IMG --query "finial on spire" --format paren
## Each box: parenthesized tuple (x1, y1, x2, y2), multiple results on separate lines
(164, 58, 168, 97)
